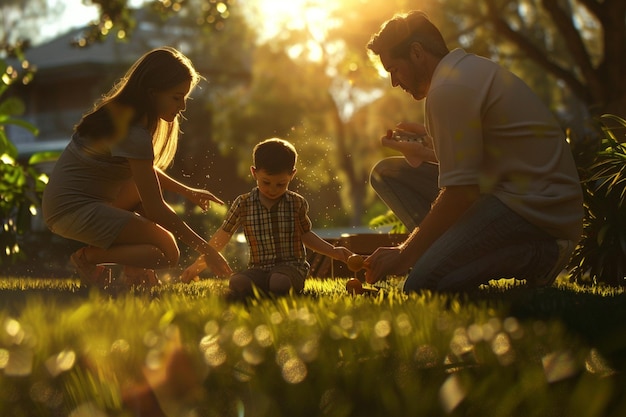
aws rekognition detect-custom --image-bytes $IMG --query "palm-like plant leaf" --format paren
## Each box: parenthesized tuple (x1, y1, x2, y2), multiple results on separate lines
(568, 114, 626, 286)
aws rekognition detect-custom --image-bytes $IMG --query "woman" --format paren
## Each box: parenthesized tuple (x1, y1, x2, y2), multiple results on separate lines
(42, 46, 232, 289)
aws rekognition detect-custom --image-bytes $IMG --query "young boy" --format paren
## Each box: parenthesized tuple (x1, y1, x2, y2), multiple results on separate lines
(182, 138, 354, 297)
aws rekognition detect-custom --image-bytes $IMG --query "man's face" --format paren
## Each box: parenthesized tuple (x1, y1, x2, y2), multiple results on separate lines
(379, 45, 430, 101)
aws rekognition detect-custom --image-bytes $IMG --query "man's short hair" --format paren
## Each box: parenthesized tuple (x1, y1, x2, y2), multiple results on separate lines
(253, 138, 297, 175)
(367, 10, 449, 59)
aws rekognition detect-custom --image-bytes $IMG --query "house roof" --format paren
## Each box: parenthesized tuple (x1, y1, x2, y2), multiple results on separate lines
(24, 22, 185, 73)
(21, 16, 250, 83)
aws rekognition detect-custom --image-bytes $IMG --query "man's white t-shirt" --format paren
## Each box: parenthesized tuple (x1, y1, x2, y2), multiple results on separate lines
(425, 48, 583, 242)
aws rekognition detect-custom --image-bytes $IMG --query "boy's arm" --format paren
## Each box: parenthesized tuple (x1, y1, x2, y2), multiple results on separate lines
(301, 230, 353, 263)
(209, 228, 233, 252)
(181, 228, 234, 282)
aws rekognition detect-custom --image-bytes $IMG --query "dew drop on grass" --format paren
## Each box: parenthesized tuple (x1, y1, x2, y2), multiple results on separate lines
(275, 345, 295, 367)
(270, 311, 283, 325)
(481, 321, 497, 342)
(282, 358, 307, 384)
(203, 343, 227, 367)
(414, 344, 439, 368)
(450, 327, 472, 357)
(45, 349, 76, 377)
(254, 324, 273, 347)
(232, 326, 253, 347)
(5, 318, 24, 342)
(491, 332, 511, 356)
(242, 345, 265, 365)
(111, 339, 130, 355)
(204, 320, 220, 336)
(585, 348, 616, 377)
(395, 313, 412, 336)
(374, 319, 391, 338)
(298, 339, 319, 362)
(29, 380, 54, 404)
(339, 315, 354, 330)
(143, 331, 159, 348)
(467, 323, 483, 343)
(503, 316, 524, 339)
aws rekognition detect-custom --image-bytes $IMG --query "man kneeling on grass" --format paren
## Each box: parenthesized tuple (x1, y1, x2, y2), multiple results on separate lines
(182, 138, 354, 298)
(364, 11, 584, 292)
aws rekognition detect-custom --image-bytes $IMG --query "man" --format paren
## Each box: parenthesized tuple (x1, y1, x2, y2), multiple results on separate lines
(364, 10, 584, 292)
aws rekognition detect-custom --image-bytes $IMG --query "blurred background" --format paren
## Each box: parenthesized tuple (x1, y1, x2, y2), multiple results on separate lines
(1, 0, 623, 277)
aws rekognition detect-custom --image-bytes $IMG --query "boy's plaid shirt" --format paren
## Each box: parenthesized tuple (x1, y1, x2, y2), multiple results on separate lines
(221, 187, 312, 274)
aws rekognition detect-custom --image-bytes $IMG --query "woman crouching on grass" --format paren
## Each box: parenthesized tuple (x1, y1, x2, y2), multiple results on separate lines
(42, 46, 232, 290)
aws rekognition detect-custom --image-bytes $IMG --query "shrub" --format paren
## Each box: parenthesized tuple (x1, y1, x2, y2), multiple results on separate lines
(0, 53, 50, 265)
(568, 114, 626, 286)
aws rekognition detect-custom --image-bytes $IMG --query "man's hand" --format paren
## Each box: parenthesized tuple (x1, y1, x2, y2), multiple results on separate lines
(381, 131, 436, 167)
(363, 246, 410, 284)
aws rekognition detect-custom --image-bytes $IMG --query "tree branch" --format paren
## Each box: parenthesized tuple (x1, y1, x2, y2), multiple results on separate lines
(484, 0, 589, 102)
(541, 0, 604, 101)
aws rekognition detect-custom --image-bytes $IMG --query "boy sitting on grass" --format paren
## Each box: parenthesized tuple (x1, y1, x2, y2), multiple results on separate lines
(181, 138, 354, 297)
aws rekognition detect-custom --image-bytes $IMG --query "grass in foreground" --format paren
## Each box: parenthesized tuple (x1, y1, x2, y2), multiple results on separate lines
(0, 275, 625, 417)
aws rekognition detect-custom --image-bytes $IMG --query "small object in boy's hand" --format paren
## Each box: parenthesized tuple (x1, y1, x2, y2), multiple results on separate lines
(346, 278, 364, 294)
(347, 254, 364, 272)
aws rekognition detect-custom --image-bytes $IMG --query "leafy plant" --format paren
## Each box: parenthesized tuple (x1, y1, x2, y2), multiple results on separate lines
(368, 210, 408, 234)
(568, 114, 626, 286)
(0, 53, 50, 265)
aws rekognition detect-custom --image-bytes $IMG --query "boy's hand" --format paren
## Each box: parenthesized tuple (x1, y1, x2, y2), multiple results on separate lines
(332, 246, 353, 263)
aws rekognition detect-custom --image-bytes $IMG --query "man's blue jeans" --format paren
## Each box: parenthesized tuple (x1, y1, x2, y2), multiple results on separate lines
(405, 194, 558, 292)
(370, 158, 440, 231)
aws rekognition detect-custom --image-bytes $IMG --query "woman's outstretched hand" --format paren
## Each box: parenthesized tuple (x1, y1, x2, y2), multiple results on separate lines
(189, 189, 225, 211)
(202, 249, 233, 278)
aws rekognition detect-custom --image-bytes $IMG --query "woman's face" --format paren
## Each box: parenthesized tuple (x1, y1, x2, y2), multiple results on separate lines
(152, 80, 192, 122)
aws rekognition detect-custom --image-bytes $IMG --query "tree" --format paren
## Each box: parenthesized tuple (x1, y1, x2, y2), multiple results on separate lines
(0, 0, 49, 53)
(7, 0, 621, 231)
(228, 0, 431, 227)
(437, 0, 626, 118)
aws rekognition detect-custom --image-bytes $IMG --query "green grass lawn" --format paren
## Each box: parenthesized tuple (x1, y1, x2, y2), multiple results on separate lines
(0, 275, 625, 417)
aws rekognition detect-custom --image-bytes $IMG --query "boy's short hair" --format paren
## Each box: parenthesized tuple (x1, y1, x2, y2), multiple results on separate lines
(253, 138, 297, 175)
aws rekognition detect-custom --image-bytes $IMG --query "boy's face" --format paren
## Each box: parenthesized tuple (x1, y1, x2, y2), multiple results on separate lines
(251, 167, 296, 203)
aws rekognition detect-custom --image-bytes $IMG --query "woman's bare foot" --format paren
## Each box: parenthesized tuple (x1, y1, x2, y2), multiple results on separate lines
(70, 247, 107, 288)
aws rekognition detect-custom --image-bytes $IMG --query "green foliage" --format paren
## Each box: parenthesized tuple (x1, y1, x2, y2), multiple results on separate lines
(368, 210, 408, 234)
(568, 114, 626, 286)
(0, 277, 625, 416)
(0, 54, 49, 265)
(72, 0, 235, 46)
